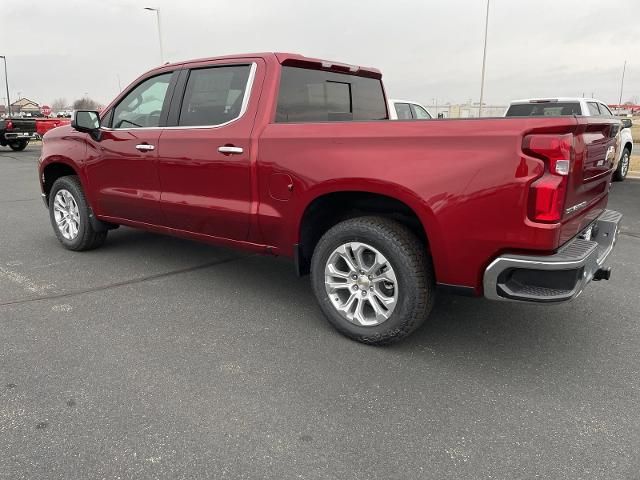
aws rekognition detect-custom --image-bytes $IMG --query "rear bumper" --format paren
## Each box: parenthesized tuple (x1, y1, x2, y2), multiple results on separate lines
(484, 209, 622, 303)
(4, 132, 37, 140)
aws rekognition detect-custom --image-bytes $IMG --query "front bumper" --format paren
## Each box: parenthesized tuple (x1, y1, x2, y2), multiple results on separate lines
(484, 209, 622, 303)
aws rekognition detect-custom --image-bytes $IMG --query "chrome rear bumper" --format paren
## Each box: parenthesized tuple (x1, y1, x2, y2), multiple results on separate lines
(4, 132, 36, 140)
(484, 209, 622, 303)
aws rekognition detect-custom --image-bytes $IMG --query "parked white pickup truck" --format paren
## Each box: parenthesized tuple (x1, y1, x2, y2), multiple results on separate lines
(505, 98, 633, 181)
(388, 99, 433, 120)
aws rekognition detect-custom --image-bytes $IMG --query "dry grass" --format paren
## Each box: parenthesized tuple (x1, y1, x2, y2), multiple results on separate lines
(630, 122, 640, 140)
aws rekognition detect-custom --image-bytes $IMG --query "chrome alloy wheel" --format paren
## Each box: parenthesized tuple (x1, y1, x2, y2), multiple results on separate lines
(621, 151, 629, 177)
(324, 242, 398, 326)
(53, 189, 81, 240)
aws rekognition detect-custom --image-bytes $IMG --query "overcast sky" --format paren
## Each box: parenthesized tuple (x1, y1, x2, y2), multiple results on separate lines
(2, 0, 639, 108)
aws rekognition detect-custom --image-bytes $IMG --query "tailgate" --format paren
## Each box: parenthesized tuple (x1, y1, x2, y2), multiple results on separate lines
(563, 117, 620, 222)
(7, 119, 37, 134)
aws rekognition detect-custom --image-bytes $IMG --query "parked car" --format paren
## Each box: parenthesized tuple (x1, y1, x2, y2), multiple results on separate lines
(388, 99, 432, 120)
(38, 53, 622, 345)
(0, 117, 37, 151)
(505, 97, 633, 181)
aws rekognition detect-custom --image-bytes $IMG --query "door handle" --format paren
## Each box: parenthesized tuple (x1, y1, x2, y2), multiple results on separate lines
(135, 144, 155, 152)
(218, 146, 244, 155)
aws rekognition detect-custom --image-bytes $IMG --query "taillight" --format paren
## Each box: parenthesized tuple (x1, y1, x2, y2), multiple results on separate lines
(5, 120, 13, 130)
(524, 133, 572, 223)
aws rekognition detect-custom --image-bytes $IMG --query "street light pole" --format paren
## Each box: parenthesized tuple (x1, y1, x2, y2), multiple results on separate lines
(0, 56, 11, 117)
(618, 60, 627, 106)
(144, 7, 164, 64)
(478, 0, 490, 117)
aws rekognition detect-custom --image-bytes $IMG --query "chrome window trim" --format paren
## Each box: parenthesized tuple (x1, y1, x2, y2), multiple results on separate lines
(102, 62, 257, 132)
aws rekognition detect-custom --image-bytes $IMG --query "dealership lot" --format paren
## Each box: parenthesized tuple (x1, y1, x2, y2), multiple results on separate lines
(1, 145, 639, 479)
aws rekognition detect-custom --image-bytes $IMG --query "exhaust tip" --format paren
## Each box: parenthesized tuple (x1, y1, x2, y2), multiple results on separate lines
(593, 267, 611, 281)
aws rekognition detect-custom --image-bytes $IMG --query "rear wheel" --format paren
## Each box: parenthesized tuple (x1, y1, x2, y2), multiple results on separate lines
(49, 176, 107, 251)
(9, 140, 28, 151)
(613, 147, 631, 182)
(311, 216, 434, 345)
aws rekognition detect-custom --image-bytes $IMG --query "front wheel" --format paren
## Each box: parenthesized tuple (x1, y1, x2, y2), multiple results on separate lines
(9, 140, 28, 151)
(612, 148, 631, 182)
(311, 216, 434, 345)
(49, 176, 107, 251)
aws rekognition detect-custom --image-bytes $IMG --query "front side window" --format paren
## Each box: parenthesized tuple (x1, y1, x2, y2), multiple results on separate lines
(598, 103, 613, 117)
(587, 102, 600, 116)
(275, 66, 388, 123)
(411, 104, 432, 119)
(112, 73, 172, 128)
(178, 65, 252, 127)
(394, 103, 413, 120)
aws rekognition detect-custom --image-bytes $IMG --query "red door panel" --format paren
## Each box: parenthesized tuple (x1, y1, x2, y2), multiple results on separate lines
(86, 129, 164, 225)
(157, 60, 264, 241)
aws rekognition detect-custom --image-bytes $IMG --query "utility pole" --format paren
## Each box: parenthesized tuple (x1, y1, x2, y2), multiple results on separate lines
(144, 7, 164, 64)
(618, 60, 627, 105)
(478, 0, 490, 117)
(0, 56, 10, 116)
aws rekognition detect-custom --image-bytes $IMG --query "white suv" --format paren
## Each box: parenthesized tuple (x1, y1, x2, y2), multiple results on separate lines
(505, 97, 633, 181)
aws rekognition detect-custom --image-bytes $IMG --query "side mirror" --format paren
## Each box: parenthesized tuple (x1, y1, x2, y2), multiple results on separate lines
(71, 110, 100, 133)
(621, 118, 633, 129)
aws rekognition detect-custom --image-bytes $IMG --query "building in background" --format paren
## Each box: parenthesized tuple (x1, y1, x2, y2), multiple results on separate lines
(10, 98, 40, 116)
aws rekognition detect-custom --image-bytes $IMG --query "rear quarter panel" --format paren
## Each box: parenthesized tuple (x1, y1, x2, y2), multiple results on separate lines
(257, 117, 589, 289)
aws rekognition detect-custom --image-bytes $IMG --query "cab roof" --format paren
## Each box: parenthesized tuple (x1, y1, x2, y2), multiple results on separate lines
(153, 52, 382, 79)
(509, 97, 602, 105)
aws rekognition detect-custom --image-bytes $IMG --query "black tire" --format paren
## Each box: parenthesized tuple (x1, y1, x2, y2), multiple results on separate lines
(310, 216, 434, 345)
(612, 147, 631, 182)
(9, 140, 28, 151)
(49, 176, 107, 251)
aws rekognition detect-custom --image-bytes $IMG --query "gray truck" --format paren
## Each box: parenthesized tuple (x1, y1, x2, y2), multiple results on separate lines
(0, 117, 37, 151)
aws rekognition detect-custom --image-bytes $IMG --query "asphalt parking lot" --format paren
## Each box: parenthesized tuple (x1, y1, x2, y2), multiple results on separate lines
(1, 144, 639, 480)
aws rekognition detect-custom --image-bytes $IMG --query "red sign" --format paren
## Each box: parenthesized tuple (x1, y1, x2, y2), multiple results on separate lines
(40, 105, 52, 116)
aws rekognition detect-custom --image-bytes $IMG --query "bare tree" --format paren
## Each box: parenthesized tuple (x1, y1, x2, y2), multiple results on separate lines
(72, 97, 100, 110)
(51, 98, 68, 112)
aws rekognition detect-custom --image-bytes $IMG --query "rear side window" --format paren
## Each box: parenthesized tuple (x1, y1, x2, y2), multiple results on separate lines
(505, 102, 582, 117)
(179, 65, 252, 127)
(276, 66, 388, 122)
(394, 103, 412, 119)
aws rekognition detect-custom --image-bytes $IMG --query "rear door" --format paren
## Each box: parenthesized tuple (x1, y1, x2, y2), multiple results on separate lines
(87, 71, 176, 224)
(156, 59, 263, 240)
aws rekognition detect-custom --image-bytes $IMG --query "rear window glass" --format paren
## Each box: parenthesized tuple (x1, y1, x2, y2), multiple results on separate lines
(276, 66, 388, 122)
(505, 102, 582, 117)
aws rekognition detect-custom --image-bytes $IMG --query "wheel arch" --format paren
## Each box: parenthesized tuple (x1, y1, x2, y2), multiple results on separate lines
(41, 160, 83, 206)
(294, 185, 444, 278)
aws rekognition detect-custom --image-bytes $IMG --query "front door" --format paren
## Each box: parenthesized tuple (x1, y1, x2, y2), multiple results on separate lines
(86, 72, 174, 225)
(157, 61, 262, 240)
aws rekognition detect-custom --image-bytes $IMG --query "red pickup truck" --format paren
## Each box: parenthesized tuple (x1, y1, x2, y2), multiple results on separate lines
(38, 52, 622, 344)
